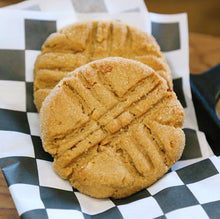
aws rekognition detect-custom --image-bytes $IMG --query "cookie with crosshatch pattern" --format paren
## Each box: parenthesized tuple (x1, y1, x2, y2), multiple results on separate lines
(34, 20, 173, 111)
(40, 57, 185, 199)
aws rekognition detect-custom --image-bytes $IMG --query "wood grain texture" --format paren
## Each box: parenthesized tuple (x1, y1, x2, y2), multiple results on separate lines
(0, 169, 19, 218)
(189, 32, 220, 74)
(0, 0, 23, 7)
(145, 0, 220, 37)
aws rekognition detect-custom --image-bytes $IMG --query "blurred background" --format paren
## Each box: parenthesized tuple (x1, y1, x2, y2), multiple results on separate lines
(145, 0, 220, 36)
(1, 0, 219, 36)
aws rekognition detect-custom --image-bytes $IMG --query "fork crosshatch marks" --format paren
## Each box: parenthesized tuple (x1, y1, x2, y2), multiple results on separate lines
(0, 13, 218, 219)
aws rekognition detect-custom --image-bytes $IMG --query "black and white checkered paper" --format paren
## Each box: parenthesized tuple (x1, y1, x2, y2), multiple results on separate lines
(0, 3, 219, 219)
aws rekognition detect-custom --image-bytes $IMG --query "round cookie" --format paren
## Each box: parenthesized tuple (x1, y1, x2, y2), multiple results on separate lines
(40, 57, 185, 199)
(34, 20, 172, 111)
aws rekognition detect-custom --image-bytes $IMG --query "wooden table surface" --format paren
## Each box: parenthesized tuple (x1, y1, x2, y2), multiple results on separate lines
(0, 1, 220, 218)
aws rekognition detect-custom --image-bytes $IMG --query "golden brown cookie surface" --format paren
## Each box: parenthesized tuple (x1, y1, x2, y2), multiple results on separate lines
(34, 20, 172, 111)
(40, 57, 185, 199)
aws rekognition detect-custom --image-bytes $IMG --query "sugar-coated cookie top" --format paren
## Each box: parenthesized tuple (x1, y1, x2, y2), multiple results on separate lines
(34, 20, 172, 111)
(40, 57, 185, 199)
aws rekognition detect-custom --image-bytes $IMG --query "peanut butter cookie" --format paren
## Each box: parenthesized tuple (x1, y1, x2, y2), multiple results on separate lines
(40, 57, 185, 199)
(34, 20, 172, 111)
